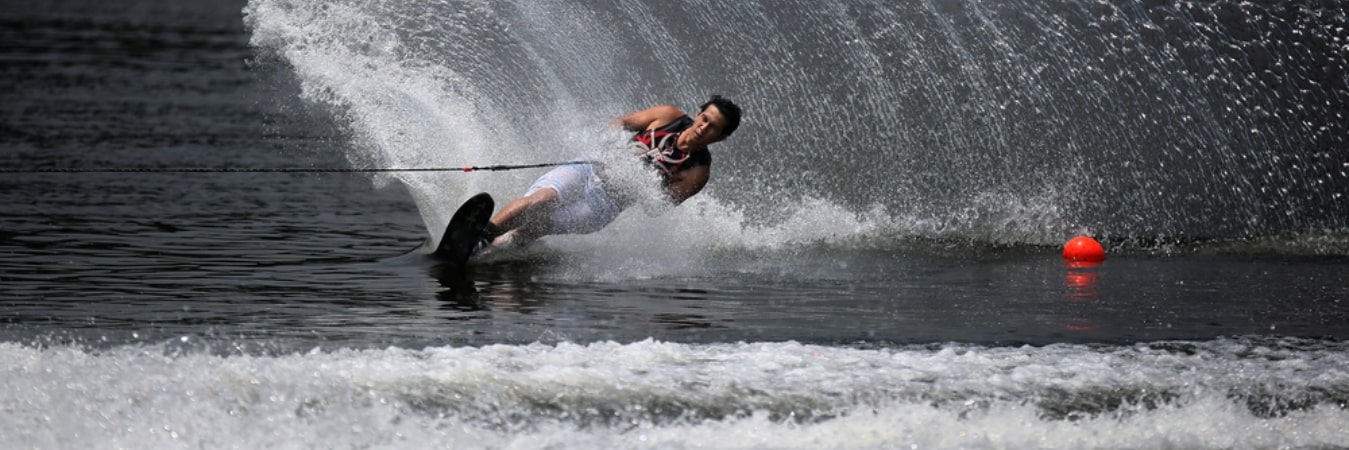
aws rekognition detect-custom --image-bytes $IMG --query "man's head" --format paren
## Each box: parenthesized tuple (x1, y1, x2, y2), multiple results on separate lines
(682, 95, 742, 150)
(700, 95, 741, 139)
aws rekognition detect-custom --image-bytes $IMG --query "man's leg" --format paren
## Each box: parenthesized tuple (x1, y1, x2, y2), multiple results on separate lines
(488, 187, 558, 245)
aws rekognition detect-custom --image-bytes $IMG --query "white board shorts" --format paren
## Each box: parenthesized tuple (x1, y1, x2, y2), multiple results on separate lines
(525, 163, 623, 235)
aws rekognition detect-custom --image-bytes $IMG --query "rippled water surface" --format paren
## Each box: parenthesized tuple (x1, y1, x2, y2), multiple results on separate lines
(1, 0, 1347, 448)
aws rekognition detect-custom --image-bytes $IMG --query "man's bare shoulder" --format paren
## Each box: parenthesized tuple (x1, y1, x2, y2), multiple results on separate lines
(645, 105, 688, 127)
(644, 104, 685, 118)
(621, 104, 688, 131)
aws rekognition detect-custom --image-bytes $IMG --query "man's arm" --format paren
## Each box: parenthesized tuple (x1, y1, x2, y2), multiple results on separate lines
(664, 164, 709, 205)
(615, 105, 686, 131)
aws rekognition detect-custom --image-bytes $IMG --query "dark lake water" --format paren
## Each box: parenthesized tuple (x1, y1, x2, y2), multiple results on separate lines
(2, 0, 1346, 448)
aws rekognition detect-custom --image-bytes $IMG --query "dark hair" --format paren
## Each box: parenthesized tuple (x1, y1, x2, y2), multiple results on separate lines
(699, 95, 742, 138)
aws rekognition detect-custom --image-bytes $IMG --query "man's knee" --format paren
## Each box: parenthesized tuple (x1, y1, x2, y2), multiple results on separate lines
(495, 187, 559, 232)
(523, 187, 559, 207)
(508, 188, 558, 218)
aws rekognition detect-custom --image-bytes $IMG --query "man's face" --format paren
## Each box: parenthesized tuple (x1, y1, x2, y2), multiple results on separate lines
(681, 105, 730, 149)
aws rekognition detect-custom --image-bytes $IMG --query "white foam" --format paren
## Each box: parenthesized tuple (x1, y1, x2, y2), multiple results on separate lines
(3, 339, 1346, 449)
(246, 0, 542, 246)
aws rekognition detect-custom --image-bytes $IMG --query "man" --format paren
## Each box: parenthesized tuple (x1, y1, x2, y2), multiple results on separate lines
(484, 95, 742, 248)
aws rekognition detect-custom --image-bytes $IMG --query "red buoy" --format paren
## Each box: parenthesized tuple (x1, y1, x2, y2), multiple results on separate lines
(1063, 236, 1106, 262)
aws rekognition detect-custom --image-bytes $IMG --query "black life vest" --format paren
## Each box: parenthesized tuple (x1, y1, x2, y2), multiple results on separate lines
(631, 115, 711, 183)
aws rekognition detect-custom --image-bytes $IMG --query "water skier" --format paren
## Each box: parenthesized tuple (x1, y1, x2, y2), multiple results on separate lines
(483, 95, 742, 248)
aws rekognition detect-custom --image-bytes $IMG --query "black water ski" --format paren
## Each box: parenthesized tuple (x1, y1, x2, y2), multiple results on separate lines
(434, 192, 494, 265)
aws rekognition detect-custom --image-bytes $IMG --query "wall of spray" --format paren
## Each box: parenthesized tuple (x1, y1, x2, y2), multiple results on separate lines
(246, 0, 1348, 248)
